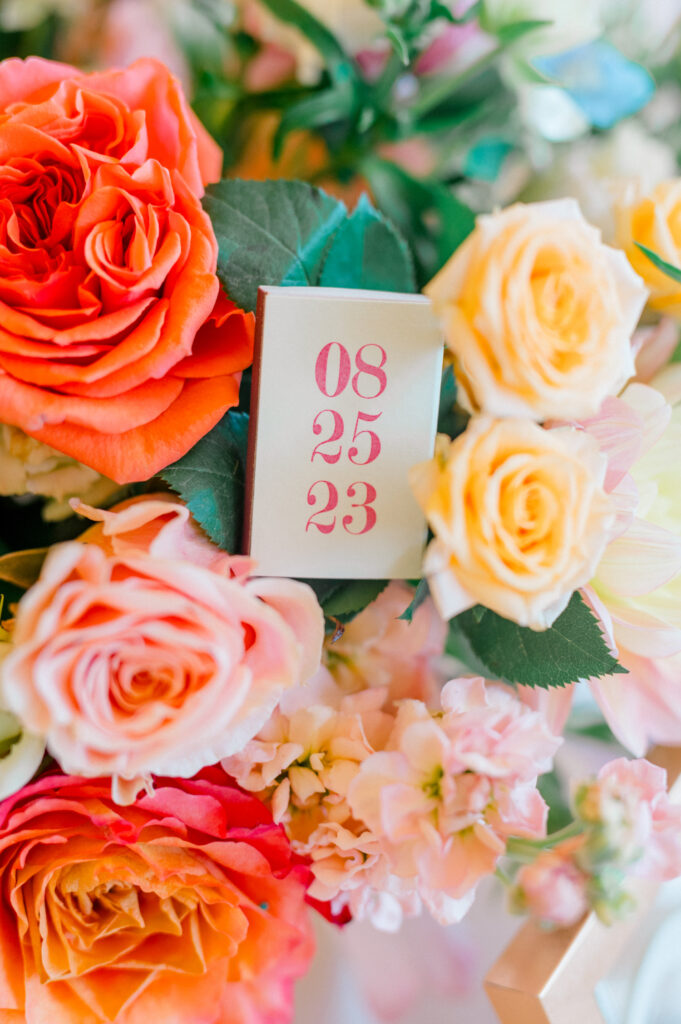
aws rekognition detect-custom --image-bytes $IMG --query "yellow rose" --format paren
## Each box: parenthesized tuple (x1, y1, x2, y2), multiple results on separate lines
(426, 199, 647, 421)
(409, 418, 615, 629)
(616, 179, 681, 317)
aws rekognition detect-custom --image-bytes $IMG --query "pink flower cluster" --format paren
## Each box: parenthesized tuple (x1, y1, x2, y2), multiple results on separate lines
(514, 758, 681, 928)
(226, 649, 562, 929)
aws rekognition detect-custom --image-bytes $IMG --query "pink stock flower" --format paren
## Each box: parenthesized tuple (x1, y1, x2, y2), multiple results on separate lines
(323, 581, 446, 707)
(223, 581, 448, 931)
(348, 678, 561, 924)
(513, 839, 590, 928)
(223, 681, 398, 923)
(0, 498, 324, 802)
(576, 758, 681, 879)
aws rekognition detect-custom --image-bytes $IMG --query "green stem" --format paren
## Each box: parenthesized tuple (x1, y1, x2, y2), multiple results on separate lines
(409, 43, 502, 118)
(372, 50, 407, 109)
(495, 865, 513, 886)
(506, 821, 583, 861)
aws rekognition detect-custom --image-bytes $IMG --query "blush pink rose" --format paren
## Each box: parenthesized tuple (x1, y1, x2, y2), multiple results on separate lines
(0, 498, 324, 801)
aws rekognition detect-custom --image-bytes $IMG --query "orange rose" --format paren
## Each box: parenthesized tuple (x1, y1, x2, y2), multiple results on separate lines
(0, 57, 253, 483)
(0, 769, 315, 1024)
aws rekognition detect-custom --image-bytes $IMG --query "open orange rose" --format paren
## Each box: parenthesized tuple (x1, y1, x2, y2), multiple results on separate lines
(0, 57, 253, 483)
(0, 768, 315, 1024)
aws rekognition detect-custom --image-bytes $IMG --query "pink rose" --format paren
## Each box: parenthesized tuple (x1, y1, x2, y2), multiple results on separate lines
(1, 498, 324, 801)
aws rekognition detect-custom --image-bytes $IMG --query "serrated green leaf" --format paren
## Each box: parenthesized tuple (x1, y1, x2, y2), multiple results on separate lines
(399, 578, 430, 621)
(160, 410, 249, 553)
(635, 243, 681, 285)
(453, 592, 627, 688)
(204, 179, 347, 312)
(319, 193, 416, 292)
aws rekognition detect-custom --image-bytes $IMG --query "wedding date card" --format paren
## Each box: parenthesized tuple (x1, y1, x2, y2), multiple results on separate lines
(244, 287, 443, 579)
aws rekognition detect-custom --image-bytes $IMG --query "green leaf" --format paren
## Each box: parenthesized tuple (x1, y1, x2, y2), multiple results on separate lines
(160, 410, 249, 553)
(319, 193, 416, 292)
(322, 579, 389, 621)
(362, 157, 475, 284)
(437, 365, 469, 439)
(399, 578, 430, 621)
(671, 338, 681, 364)
(445, 617, 493, 676)
(0, 729, 21, 761)
(386, 24, 411, 64)
(273, 87, 356, 158)
(494, 18, 552, 45)
(635, 242, 681, 285)
(204, 179, 347, 312)
(298, 578, 388, 625)
(0, 548, 49, 590)
(537, 771, 573, 832)
(464, 136, 513, 182)
(453, 592, 627, 689)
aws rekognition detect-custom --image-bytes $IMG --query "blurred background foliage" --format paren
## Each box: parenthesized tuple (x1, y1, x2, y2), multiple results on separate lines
(0, 0, 680, 287)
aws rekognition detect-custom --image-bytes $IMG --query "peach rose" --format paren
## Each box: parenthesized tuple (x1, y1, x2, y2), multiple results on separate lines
(1, 498, 324, 801)
(0, 57, 254, 483)
(616, 179, 681, 317)
(0, 769, 314, 1024)
(426, 199, 647, 420)
(410, 420, 615, 628)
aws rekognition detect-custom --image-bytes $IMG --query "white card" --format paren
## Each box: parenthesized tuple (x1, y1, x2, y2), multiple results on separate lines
(244, 286, 443, 579)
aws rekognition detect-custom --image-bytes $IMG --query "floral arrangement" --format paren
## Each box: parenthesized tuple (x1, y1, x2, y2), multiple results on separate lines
(1, 2, 681, 1021)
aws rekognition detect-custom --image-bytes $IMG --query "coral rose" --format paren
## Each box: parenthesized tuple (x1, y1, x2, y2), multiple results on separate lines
(0, 57, 253, 483)
(0, 769, 314, 1024)
(616, 179, 681, 318)
(426, 199, 647, 421)
(1, 498, 324, 801)
(410, 420, 615, 628)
